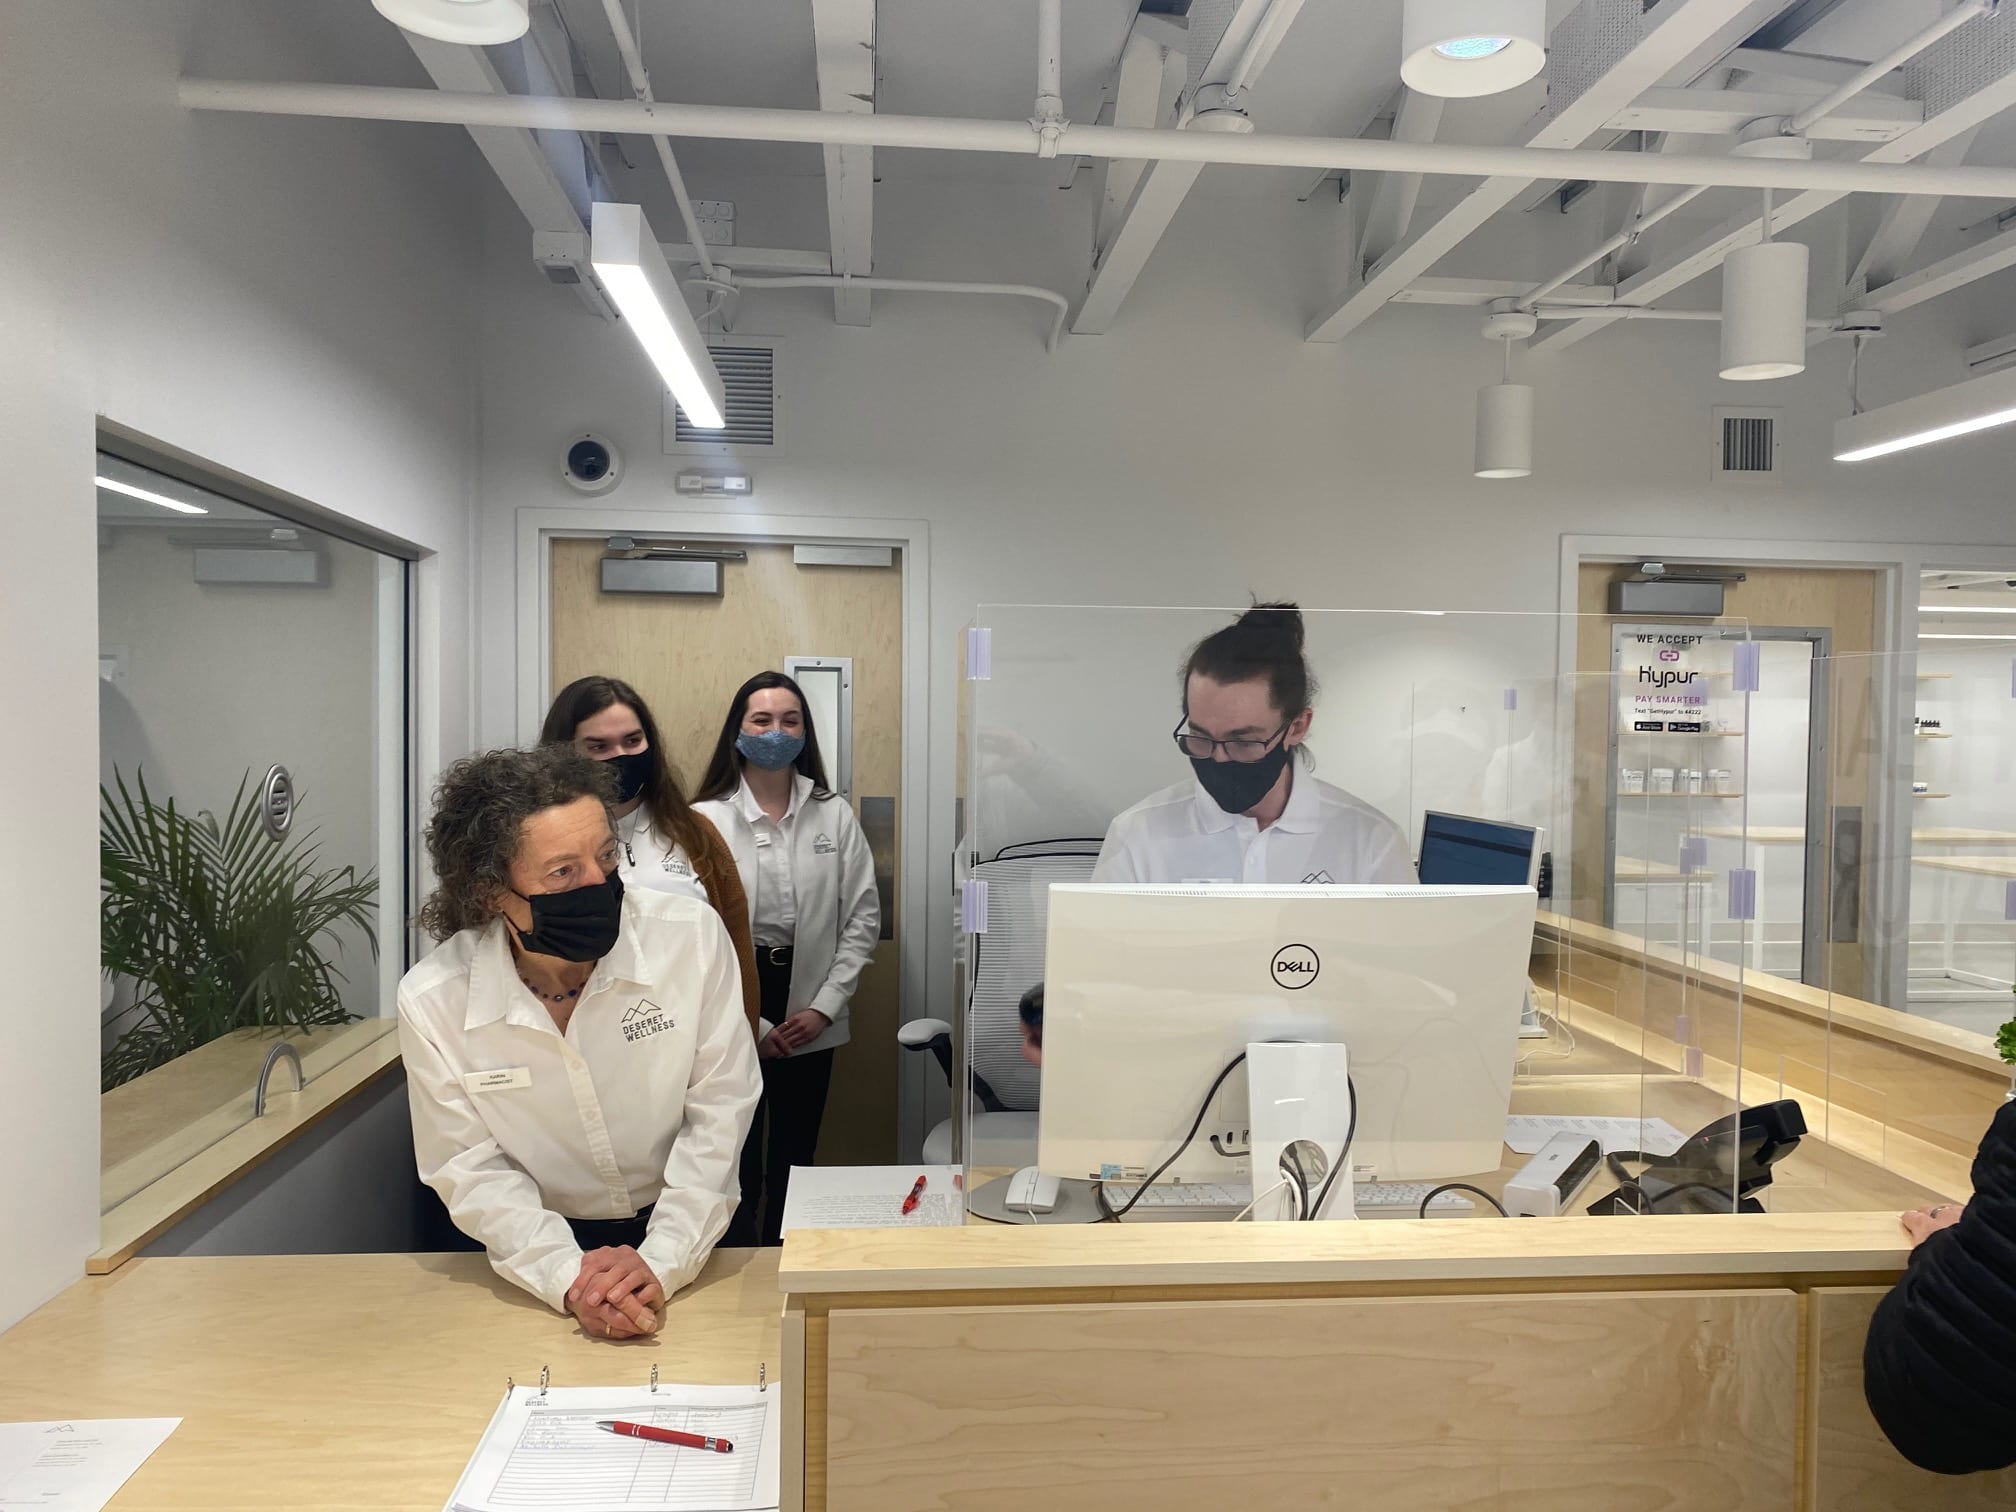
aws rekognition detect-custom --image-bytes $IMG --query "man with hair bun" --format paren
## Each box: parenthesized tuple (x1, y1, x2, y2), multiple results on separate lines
(1093, 602, 1415, 887)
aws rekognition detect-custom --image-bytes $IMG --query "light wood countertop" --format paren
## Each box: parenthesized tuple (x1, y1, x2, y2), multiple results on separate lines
(101, 1021, 397, 1207)
(93, 1023, 403, 1274)
(1912, 854, 2016, 880)
(1537, 911, 2008, 1076)
(0, 1249, 781, 1511)
(779, 1211, 1912, 1296)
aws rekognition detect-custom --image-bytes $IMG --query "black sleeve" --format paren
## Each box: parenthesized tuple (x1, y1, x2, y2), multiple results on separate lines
(1863, 1097, 2016, 1475)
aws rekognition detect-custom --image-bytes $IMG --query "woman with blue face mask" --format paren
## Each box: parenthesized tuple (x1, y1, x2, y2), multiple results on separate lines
(692, 672, 880, 1246)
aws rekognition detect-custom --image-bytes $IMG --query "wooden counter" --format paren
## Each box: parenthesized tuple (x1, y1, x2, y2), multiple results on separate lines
(93, 1020, 403, 1274)
(0, 1249, 781, 1512)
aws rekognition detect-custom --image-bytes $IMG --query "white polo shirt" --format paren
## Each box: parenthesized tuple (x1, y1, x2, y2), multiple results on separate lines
(1092, 767, 1416, 886)
(396, 887, 761, 1313)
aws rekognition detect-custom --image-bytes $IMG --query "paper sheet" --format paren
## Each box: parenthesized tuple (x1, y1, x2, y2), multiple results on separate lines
(0, 1418, 180, 1511)
(447, 1386, 778, 1512)
(1504, 1115, 1687, 1157)
(779, 1165, 962, 1232)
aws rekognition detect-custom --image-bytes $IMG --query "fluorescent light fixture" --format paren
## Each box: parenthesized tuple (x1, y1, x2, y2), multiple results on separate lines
(1918, 605, 2016, 614)
(591, 202, 726, 432)
(1835, 364, 2016, 462)
(96, 475, 207, 515)
(1919, 633, 2016, 641)
(369, 0, 528, 44)
(1403, 0, 1545, 98)
(1720, 241, 1809, 381)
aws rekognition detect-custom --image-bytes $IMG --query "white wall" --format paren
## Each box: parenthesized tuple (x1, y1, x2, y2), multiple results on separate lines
(471, 164, 2016, 1150)
(0, 2, 480, 1330)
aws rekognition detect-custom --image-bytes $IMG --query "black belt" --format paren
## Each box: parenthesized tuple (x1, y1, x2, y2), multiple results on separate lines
(760, 945, 794, 967)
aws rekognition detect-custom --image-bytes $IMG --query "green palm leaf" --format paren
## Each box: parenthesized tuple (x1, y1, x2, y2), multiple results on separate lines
(100, 767, 379, 1090)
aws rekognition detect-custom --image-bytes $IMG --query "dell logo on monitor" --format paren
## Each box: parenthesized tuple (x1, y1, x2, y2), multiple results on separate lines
(1271, 944, 1320, 989)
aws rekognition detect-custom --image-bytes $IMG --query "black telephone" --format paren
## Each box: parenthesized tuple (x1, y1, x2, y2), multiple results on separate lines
(1586, 1099, 1807, 1216)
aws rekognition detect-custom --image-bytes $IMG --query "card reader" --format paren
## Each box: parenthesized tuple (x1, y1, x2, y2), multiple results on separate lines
(1503, 1132, 1601, 1217)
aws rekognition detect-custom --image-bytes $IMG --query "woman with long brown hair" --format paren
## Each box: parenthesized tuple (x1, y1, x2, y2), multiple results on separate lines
(541, 675, 760, 1033)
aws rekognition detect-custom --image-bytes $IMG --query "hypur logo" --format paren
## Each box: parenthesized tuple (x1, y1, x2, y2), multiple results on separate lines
(1271, 944, 1320, 990)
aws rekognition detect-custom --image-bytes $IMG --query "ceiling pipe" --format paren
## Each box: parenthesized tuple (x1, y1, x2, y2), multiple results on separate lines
(693, 273, 1069, 350)
(1034, 0, 1064, 156)
(1531, 305, 1841, 328)
(176, 79, 2016, 201)
(598, 0, 715, 280)
(1520, 184, 1712, 309)
(1787, 0, 1995, 134)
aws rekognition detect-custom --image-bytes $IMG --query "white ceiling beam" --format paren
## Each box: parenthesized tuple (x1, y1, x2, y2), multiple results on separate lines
(1074, 0, 1306, 335)
(1724, 46, 1912, 96)
(1356, 90, 1446, 269)
(1606, 86, 1922, 142)
(1304, 0, 1786, 345)
(1533, 6, 2016, 354)
(1851, 126, 1981, 292)
(1098, 15, 1188, 256)
(811, 0, 876, 327)
(1861, 221, 2016, 315)
(401, 33, 611, 316)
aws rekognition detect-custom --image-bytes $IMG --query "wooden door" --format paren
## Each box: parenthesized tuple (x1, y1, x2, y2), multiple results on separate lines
(550, 538, 903, 1165)
(1574, 563, 1881, 995)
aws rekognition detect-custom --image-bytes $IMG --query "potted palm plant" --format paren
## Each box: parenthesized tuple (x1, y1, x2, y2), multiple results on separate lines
(99, 768, 378, 1091)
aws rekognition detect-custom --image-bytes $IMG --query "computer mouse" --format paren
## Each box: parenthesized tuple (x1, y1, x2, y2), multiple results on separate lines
(1005, 1165, 1061, 1214)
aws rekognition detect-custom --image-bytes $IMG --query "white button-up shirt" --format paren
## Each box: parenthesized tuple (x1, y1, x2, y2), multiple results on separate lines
(735, 775, 803, 948)
(397, 887, 760, 1313)
(616, 805, 708, 902)
(1092, 768, 1416, 887)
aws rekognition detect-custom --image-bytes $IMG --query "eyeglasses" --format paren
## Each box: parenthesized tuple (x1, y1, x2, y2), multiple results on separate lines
(1171, 718, 1289, 764)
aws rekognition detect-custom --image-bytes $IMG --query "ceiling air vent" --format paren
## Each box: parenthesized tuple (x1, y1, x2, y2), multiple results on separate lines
(665, 341, 777, 456)
(1713, 407, 1779, 481)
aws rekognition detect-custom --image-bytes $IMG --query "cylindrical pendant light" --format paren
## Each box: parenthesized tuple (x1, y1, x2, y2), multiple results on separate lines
(1720, 184, 1809, 382)
(1475, 302, 1537, 479)
(1475, 382, 1535, 478)
(1403, 0, 1548, 99)
(370, 0, 530, 45)
(1720, 242, 1810, 380)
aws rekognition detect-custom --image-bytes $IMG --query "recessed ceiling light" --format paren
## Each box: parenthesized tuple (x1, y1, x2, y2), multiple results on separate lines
(1403, 0, 1546, 98)
(96, 476, 207, 515)
(1435, 36, 1512, 59)
(369, 0, 528, 45)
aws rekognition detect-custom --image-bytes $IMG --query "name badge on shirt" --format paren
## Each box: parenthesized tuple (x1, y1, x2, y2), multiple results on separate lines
(463, 1066, 532, 1093)
(753, 832, 773, 849)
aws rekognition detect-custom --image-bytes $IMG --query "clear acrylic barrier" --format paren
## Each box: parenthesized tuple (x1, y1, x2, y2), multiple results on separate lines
(1804, 648, 2015, 1213)
(951, 606, 1799, 1224)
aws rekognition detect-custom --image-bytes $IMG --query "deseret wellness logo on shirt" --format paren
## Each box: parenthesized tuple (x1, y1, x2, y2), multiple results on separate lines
(621, 998, 675, 1043)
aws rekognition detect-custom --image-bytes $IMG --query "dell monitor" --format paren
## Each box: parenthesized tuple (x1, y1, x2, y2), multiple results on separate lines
(1037, 884, 1538, 1189)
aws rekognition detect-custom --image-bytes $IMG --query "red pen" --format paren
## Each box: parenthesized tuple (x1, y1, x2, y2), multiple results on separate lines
(901, 1173, 927, 1215)
(596, 1420, 735, 1454)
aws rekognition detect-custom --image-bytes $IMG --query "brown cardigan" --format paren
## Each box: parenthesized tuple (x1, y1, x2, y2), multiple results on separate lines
(689, 812, 762, 1033)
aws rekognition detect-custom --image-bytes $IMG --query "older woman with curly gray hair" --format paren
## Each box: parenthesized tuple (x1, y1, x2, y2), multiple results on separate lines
(398, 745, 759, 1339)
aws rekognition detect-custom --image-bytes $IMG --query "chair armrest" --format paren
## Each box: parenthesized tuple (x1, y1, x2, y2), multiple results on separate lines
(898, 1018, 953, 1048)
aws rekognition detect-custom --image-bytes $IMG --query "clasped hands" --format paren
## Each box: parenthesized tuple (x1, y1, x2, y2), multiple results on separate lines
(566, 1244, 664, 1340)
(758, 1008, 830, 1061)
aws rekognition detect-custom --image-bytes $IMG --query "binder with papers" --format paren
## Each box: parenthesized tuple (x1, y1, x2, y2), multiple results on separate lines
(444, 1366, 778, 1512)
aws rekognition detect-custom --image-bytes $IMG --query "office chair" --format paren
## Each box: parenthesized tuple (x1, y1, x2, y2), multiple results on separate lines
(899, 840, 1101, 1166)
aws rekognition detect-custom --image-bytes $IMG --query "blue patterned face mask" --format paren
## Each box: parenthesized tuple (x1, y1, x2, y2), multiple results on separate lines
(737, 730, 805, 772)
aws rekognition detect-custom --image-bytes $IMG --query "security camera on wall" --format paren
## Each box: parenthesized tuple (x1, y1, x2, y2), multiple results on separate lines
(563, 433, 623, 494)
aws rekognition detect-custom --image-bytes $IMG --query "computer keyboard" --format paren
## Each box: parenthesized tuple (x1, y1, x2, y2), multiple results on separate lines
(1103, 1180, 1474, 1219)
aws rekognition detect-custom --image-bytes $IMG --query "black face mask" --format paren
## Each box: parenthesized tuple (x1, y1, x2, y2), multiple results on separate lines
(1191, 740, 1293, 816)
(605, 750, 652, 805)
(510, 872, 625, 962)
